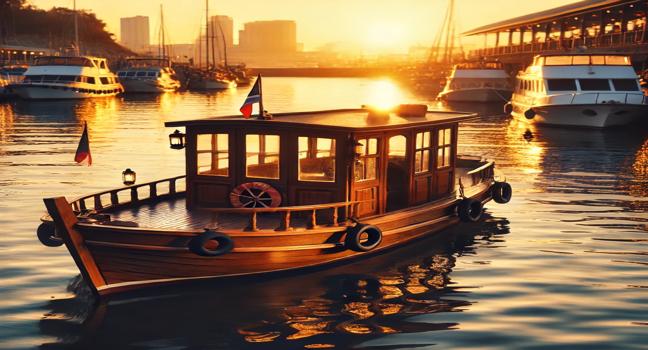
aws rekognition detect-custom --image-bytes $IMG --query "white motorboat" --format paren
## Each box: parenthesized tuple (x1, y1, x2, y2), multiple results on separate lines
(117, 58, 181, 93)
(9, 56, 123, 100)
(507, 54, 648, 128)
(437, 61, 512, 102)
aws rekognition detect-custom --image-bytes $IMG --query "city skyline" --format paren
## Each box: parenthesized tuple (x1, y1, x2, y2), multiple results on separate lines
(30, 0, 579, 53)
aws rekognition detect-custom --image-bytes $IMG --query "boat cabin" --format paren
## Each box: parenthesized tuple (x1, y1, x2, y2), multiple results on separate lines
(166, 106, 474, 218)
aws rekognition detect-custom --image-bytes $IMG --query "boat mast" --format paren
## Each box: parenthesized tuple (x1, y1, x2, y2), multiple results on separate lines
(216, 18, 228, 69)
(205, 0, 210, 70)
(73, 0, 79, 55)
(159, 4, 166, 60)
(210, 18, 216, 68)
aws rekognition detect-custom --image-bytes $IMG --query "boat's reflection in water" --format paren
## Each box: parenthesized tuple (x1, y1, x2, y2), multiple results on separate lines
(38, 215, 510, 349)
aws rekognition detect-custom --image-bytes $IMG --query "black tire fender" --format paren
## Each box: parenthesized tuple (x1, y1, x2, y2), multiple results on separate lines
(524, 108, 536, 119)
(458, 198, 483, 223)
(492, 181, 512, 204)
(189, 230, 234, 257)
(37, 222, 63, 247)
(345, 223, 382, 252)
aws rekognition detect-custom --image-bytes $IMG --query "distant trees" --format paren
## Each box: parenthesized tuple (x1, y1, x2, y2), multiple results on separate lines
(1, 0, 132, 57)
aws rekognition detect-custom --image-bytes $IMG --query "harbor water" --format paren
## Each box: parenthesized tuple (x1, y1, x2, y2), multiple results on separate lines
(0, 77, 646, 349)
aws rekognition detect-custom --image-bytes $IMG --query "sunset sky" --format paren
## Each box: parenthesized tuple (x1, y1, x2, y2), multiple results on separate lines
(29, 0, 579, 52)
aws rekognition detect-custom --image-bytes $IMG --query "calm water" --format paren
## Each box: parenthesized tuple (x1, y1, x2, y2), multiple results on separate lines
(0, 78, 647, 350)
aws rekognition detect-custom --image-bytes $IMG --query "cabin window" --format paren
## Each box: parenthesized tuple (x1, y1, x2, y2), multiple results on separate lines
(197, 134, 229, 176)
(246, 134, 280, 179)
(354, 138, 378, 182)
(612, 79, 639, 91)
(414, 131, 431, 173)
(58, 75, 76, 82)
(591, 56, 605, 65)
(99, 77, 110, 85)
(126, 72, 136, 77)
(99, 61, 107, 69)
(117, 72, 126, 77)
(544, 56, 573, 65)
(298, 137, 336, 182)
(86, 77, 96, 84)
(147, 71, 158, 77)
(579, 79, 610, 91)
(572, 56, 590, 65)
(547, 79, 576, 91)
(437, 128, 452, 168)
(136, 72, 147, 77)
(605, 56, 630, 65)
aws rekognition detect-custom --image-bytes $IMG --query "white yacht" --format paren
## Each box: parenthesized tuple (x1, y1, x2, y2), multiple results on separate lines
(437, 61, 513, 102)
(10, 56, 123, 100)
(117, 58, 181, 93)
(507, 54, 647, 128)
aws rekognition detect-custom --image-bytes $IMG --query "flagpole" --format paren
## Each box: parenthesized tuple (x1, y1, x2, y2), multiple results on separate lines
(257, 74, 264, 119)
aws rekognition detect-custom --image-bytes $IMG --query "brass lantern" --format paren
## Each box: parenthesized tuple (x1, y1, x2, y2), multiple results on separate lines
(169, 129, 186, 149)
(122, 168, 136, 185)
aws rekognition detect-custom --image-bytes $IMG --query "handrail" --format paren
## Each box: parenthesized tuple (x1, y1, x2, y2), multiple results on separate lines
(69, 175, 186, 213)
(461, 160, 495, 188)
(466, 160, 494, 176)
(201, 201, 365, 232)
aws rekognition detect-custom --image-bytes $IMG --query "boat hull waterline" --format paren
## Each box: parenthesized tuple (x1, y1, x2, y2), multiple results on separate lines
(512, 103, 648, 127)
(42, 177, 494, 297)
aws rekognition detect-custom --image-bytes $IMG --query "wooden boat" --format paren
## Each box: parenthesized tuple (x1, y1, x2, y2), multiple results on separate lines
(37, 104, 512, 297)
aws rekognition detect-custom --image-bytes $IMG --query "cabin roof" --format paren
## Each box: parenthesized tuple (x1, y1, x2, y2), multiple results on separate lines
(165, 108, 477, 132)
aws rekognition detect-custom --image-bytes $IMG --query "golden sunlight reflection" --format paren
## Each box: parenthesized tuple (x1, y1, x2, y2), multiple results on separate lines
(629, 139, 648, 197)
(505, 120, 546, 179)
(364, 79, 404, 111)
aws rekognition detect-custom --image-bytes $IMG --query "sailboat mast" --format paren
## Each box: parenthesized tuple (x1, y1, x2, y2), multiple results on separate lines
(73, 0, 79, 55)
(211, 19, 216, 68)
(205, 0, 210, 69)
(160, 4, 166, 59)
(216, 19, 228, 68)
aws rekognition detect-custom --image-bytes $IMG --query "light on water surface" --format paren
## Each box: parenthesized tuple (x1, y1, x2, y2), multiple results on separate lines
(0, 77, 647, 350)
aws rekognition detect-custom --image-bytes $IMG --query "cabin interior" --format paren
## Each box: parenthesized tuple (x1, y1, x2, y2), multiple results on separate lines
(179, 109, 461, 219)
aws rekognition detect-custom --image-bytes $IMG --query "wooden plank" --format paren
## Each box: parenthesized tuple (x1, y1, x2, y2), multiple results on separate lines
(43, 197, 106, 296)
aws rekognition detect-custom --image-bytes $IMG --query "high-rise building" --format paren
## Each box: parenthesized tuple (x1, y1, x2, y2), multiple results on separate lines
(120, 16, 150, 53)
(238, 20, 297, 54)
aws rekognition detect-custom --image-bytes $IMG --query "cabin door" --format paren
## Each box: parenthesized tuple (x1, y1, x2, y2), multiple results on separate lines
(351, 136, 380, 217)
(385, 135, 409, 212)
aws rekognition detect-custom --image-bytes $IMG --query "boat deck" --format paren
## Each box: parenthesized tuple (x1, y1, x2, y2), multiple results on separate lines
(103, 197, 327, 231)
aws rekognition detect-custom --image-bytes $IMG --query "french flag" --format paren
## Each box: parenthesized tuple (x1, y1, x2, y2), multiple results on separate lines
(240, 75, 262, 119)
(74, 122, 92, 166)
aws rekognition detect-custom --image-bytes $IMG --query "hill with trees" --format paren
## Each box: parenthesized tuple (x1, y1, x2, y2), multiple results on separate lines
(0, 0, 133, 57)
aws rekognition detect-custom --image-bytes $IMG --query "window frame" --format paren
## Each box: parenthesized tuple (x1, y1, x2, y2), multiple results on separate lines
(196, 133, 231, 177)
(297, 136, 337, 183)
(436, 128, 453, 169)
(354, 137, 379, 183)
(414, 130, 432, 174)
(245, 133, 281, 180)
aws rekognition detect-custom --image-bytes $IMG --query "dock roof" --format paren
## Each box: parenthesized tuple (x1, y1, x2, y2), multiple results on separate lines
(165, 109, 477, 132)
(464, 0, 630, 35)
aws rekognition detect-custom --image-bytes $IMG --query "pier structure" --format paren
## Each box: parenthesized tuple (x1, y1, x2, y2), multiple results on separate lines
(0, 45, 55, 65)
(464, 0, 648, 65)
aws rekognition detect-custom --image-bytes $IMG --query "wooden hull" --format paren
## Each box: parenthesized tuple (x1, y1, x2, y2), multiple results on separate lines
(44, 181, 493, 297)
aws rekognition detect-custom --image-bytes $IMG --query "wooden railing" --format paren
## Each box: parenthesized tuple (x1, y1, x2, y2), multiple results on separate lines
(69, 175, 186, 213)
(465, 161, 495, 187)
(201, 201, 363, 232)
